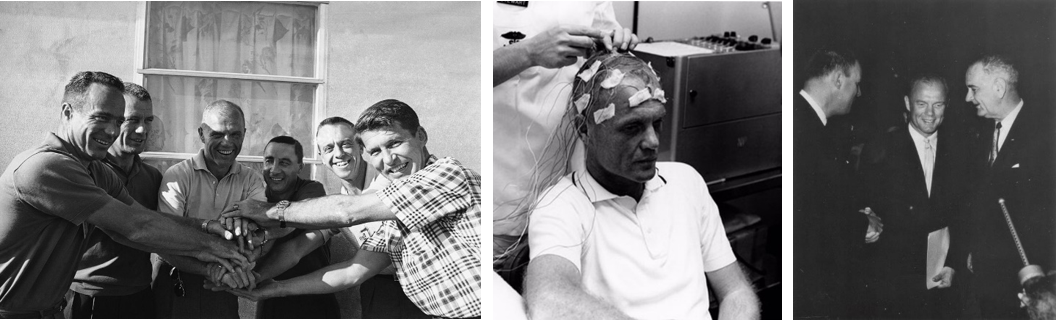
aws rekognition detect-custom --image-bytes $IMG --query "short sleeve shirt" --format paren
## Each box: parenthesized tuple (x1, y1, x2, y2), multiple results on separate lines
(0, 133, 134, 312)
(265, 178, 336, 281)
(71, 155, 163, 296)
(528, 162, 736, 319)
(158, 149, 266, 220)
(360, 156, 481, 318)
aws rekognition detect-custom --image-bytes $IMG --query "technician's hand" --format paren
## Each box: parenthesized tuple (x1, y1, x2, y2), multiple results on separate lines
(521, 25, 610, 69)
(600, 28, 639, 53)
(861, 207, 883, 243)
(221, 199, 277, 227)
(932, 266, 955, 288)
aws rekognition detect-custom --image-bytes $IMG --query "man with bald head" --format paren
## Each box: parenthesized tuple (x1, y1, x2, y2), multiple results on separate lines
(156, 99, 268, 318)
(856, 74, 971, 319)
(0, 72, 246, 318)
(947, 55, 1055, 319)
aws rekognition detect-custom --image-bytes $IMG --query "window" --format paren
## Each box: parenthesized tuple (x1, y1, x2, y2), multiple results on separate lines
(135, 1, 328, 178)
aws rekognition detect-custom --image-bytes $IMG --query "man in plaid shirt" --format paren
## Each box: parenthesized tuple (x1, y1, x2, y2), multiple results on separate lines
(220, 99, 481, 319)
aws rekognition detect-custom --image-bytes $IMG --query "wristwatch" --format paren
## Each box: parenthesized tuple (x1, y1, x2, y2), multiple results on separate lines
(276, 200, 290, 228)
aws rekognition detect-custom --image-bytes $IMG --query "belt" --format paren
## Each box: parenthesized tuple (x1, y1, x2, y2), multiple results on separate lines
(0, 297, 65, 319)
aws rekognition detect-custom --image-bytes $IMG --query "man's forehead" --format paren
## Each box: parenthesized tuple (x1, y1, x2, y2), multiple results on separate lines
(264, 142, 297, 158)
(316, 123, 355, 140)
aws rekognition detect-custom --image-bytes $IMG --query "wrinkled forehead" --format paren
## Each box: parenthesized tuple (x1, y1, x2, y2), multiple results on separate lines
(264, 142, 298, 159)
(123, 95, 153, 115)
(202, 111, 245, 130)
(911, 81, 947, 100)
(315, 124, 356, 145)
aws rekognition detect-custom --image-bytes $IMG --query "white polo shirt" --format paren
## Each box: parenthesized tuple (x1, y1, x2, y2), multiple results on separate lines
(493, 1, 622, 246)
(528, 162, 736, 319)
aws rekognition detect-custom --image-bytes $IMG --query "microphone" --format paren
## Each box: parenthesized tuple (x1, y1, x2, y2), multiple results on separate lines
(998, 198, 1045, 286)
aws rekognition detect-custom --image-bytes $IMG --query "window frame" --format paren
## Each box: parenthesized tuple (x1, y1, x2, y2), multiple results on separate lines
(132, 1, 329, 173)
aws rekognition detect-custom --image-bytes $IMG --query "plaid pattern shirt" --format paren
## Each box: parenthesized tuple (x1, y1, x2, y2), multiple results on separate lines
(361, 155, 481, 318)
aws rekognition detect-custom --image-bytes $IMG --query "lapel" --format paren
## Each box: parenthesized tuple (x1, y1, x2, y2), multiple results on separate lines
(897, 130, 931, 200)
(994, 104, 1030, 170)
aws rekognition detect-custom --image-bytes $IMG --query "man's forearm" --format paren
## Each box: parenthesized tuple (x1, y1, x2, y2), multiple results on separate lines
(159, 253, 212, 277)
(125, 209, 226, 256)
(718, 287, 760, 320)
(525, 256, 632, 319)
(272, 194, 394, 230)
(494, 44, 534, 86)
(255, 231, 327, 282)
(271, 250, 388, 297)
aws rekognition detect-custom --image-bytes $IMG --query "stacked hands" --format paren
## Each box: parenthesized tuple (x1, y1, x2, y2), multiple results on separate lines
(198, 213, 272, 293)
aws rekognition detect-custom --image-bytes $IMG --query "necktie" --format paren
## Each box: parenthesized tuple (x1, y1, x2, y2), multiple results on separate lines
(924, 138, 934, 196)
(990, 122, 1001, 165)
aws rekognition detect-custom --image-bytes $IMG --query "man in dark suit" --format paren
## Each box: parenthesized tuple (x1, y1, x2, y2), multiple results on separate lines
(940, 55, 1055, 319)
(857, 75, 969, 319)
(794, 49, 880, 319)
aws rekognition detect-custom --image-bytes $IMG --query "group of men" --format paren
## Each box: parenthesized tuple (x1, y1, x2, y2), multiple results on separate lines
(493, 1, 761, 320)
(794, 50, 1054, 319)
(0, 71, 480, 319)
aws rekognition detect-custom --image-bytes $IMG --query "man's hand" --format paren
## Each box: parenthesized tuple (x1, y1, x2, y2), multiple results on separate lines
(195, 238, 249, 272)
(599, 28, 639, 53)
(520, 25, 609, 69)
(932, 266, 955, 288)
(861, 207, 883, 243)
(221, 199, 276, 227)
(225, 279, 280, 302)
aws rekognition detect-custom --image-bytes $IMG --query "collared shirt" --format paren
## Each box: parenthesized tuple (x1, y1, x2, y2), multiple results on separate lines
(340, 184, 397, 276)
(158, 149, 266, 220)
(908, 124, 938, 170)
(493, 1, 620, 243)
(0, 133, 134, 312)
(361, 155, 481, 318)
(71, 154, 162, 296)
(800, 89, 828, 126)
(996, 99, 1024, 151)
(528, 162, 736, 319)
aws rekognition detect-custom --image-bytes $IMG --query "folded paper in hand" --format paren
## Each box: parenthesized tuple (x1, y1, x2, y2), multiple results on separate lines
(926, 226, 950, 289)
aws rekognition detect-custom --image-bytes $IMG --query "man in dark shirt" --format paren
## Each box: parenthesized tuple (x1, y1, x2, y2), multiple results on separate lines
(65, 82, 162, 318)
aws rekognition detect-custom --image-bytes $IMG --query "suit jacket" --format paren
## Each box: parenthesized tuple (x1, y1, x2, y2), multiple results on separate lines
(857, 125, 970, 318)
(793, 95, 869, 319)
(954, 102, 1056, 318)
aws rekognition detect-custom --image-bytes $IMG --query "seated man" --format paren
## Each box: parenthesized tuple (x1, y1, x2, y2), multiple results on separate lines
(524, 52, 759, 319)
(221, 99, 481, 319)
(0, 71, 245, 319)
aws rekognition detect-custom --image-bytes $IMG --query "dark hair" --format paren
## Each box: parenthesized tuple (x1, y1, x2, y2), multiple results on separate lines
(907, 73, 949, 100)
(353, 99, 421, 146)
(122, 82, 152, 103)
(316, 116, 356, 136)
(203, 100, 245, 124)
(1023, 274, 1056, 320)
(803, 48, 859, 82)
(63, 71, 125, 112)
(972, 54, 1019, 90)
(266, 135, 304, 162)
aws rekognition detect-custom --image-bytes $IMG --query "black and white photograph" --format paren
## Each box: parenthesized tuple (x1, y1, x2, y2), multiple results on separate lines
(0, 1, 480, 319)
(492, 1, 781, 319)
(793, 0, 1055, 320)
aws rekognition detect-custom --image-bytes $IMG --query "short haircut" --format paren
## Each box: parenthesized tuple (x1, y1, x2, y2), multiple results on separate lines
(973, 54, 1019, 90)
(122, 82, 152, 103)
(908, 73, 949, 100)
(354, 99, 421, 146)
(63, 71, 125, 112)
(803, 48, 859, 82)
(202, 99, 245, 125)
(266, 135, 304, 162)
(316, 116, 356, 136)
(1023, 274, 1056, 320)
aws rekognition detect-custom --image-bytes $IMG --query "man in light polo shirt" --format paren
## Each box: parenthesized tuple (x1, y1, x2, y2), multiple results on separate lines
(155, 100, 270, 318)
(0, 71, 246, 319)
(523, 53, 760, 319)
(65, 82, 162, 318)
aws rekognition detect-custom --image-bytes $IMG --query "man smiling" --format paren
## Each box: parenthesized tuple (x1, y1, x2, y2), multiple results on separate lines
(156, 100, 266, 318)
(220, 99, 481, 319)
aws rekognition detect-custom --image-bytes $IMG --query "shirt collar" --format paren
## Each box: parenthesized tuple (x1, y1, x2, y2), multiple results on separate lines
(573, 167, 666, 203)
(47, 132, 94, 167)
(102, 153, 144, 176)
(907, 123, 938, 143)
(998, 99, 1024, 131)
(800, 90, 828, 126)
(192, 149, 242, 177)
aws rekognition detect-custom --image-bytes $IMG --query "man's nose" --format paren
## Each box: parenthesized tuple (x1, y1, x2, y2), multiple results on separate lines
(642, 128, 660, 151)
(134, 123, 146, 134)
(965, 90, 973, 102)
(381, 151, 395, 165)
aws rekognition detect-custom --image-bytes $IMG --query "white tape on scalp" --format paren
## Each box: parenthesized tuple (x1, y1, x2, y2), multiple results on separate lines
(594, 103, 615, 124)
(574, 93, 591, 114)
(600, 69, 625, 89)
(628, 88, 652, 107)
(648, 61, 658, 77)
(653, 88, 667, 104)
(578, 61, 602, 82)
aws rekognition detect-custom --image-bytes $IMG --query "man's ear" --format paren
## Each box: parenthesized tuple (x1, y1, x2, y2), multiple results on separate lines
(61, 103, 74, 120)
(993, 77, 1008, 100)
(832, 70, 844, 90)
(416, 126, 428, 144)
(197, 125, 206, 143)
(904, 95, 912, 112)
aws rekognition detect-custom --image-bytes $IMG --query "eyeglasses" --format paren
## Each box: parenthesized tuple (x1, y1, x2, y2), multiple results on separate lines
(170, 267, 185, 297)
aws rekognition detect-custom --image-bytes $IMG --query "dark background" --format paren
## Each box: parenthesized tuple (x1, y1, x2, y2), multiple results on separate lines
(794, 0, 1055, 145)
